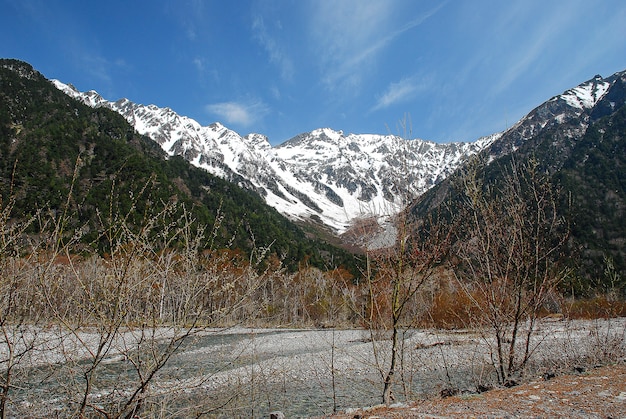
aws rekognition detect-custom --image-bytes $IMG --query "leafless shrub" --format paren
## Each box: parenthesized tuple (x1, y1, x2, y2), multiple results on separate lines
(0, 171, 279, 417)
(452, 157, 570, 385)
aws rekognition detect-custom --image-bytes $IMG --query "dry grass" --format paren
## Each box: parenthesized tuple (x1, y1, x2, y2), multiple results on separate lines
(564, 296, 626, 319)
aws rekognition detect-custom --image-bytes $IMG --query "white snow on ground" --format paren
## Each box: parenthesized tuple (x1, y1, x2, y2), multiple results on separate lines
(51, 79, 493, 234)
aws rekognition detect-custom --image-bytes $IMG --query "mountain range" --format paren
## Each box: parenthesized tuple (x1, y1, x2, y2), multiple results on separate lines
(52, 80, 498, 234)
(52, 69, 624, 246)
(3, 57, 625, 290)
(0, 58, 359, 273)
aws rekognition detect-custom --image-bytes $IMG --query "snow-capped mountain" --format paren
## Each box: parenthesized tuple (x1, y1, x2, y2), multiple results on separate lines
(412, 69, 626, 222)
(410, 69, 626, 282)
(271, 129, 496, 231)
(51, 69, 624, 236)
(486, 72, 620, 159)
(52, 80, 495, 234)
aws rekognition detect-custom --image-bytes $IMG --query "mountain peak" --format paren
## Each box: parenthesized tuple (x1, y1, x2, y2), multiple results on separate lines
(411, 68, 626, 285)
(557, 76, 611, 110)
(485, 70, 624, 158)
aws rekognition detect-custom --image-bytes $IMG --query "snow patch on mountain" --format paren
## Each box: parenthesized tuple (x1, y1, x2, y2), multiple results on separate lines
(558, 76, 610, 110)
(486, 73, 619, 160)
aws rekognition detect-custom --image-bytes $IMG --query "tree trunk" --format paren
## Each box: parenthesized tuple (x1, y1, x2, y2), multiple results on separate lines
(382, 320, 399, 404)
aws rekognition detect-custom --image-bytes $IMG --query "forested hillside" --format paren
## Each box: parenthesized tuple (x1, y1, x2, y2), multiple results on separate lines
(409, 71, 626, 296)
(556, 102, 626, 292)
(0, 59, 358, 272)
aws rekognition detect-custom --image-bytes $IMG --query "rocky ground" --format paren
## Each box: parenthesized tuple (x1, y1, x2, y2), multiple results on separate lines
(330, 363, 626, 418)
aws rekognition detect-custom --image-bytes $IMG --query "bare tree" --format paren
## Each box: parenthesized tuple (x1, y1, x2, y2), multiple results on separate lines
(357, 116, 455, 404)
(0, 191, 42, 419)
(367, 209, 452, 404)
(453, 157, 569, 385)
(2, 171, 272, 417)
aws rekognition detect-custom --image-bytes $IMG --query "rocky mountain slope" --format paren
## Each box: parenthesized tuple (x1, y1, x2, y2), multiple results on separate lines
(52, 68, 625, 258)
(484, 73, 617, 160)
(52, 80, 496, 233)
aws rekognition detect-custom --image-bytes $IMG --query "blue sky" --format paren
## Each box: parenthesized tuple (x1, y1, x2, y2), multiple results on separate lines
(2, 0, 626, 145)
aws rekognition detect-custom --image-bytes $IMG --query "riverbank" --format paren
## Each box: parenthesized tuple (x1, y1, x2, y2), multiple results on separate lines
(329, 363, 626, 418)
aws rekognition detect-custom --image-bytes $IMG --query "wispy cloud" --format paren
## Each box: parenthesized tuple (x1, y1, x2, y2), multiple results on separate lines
(489, 2, 583, 96)
(309, 1, 389, 92)
(69, 50, 132, 98)
(165, 0, 205, 41)
(205, 99, 270, 127)
(371, 76, 427, 111)
(10, 0, 123, 90)
(252, 15, 294, 82)
(309, 1, 444, 93)
(76, 54, 114, 85)
(192, 57, 205, 72)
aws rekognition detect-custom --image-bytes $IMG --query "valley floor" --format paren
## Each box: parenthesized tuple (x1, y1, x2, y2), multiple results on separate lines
(6, 317, 626, 417)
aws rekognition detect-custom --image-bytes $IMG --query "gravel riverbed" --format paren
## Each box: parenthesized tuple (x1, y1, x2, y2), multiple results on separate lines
(7, 318, 625, 417)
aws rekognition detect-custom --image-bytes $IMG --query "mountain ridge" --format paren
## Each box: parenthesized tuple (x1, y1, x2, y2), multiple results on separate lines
(52, 68, 625, 253)
(52, 80, 496, 234)
(0, 58, 359, 272)
(409, 68, 626, 290)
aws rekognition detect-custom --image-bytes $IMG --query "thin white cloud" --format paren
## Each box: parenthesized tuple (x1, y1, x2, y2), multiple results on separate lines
(73, 52, 130, 94)
(205, 100, 270, 127)
(79, 54, 113, 84)
(252, 15, 294, 82)
(309, 1, 389, 91)
(192, 57, 204, 72)
(489, 2, 584, 96)
(165, 0, 205, 41)
(310, 1, 444, 93)
(371, 76, 426, 111)
(270, 85, 281, 100)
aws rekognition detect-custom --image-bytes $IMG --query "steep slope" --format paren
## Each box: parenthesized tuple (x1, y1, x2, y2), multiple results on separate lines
(484, 73, 614, 161)
(0, 59, 358, 272)
(53, 81, 494, 233)
(410, 69, 626, 292)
